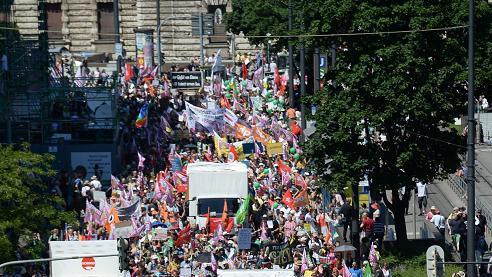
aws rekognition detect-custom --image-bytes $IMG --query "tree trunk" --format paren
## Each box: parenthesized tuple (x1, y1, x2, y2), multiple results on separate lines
(382, 189, 410, 245)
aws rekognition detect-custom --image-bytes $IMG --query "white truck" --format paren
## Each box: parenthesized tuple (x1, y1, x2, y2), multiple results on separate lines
(217, 270, 295, 277)
(187, 162, 248, 229)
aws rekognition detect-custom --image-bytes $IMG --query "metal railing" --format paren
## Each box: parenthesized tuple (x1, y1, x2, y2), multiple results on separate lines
(447, 174, 492, 237)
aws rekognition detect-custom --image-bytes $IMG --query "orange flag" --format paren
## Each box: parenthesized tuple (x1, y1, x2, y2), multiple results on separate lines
(293, 189, 309, 208)
(253, 126, 272, 145)
(104, 206, 120, 233)
(234, 123, 253, 140)
(160, 204, 169, 222)
(221, 199, 228, 224)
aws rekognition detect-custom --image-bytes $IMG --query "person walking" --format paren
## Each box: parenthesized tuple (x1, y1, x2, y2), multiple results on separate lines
(340, 200, 353, 242)
(416, 181, 428, 215)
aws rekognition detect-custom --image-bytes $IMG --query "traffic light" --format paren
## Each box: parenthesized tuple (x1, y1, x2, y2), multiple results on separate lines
(117, 238, 129, 272)
(426, 245, 444, 277)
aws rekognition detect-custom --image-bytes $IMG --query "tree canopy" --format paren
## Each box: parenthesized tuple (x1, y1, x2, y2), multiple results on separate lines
(0, 144, 75, 263)
(226, 0, 492, 242)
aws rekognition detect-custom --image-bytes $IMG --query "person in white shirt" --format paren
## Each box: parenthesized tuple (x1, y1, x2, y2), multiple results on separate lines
(89, 175, 102, 191)
(430, 210, 446, 238)
(416, 181, 428, 215)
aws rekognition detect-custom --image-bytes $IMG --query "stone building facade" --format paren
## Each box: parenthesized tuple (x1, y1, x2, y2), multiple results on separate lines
(10, 0, 258, 63)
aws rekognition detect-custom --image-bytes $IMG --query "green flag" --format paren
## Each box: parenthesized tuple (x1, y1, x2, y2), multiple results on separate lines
(364, 262, 372, 277)
(235, 194, 252, 224)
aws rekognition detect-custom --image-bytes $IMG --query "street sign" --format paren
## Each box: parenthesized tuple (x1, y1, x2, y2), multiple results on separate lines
(426, 245, 444, 277)
(170, 71, 203, 89)
(115, 43, 123, 57)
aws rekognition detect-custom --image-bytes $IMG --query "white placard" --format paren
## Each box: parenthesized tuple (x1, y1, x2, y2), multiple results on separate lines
(71, 152, 111, 181)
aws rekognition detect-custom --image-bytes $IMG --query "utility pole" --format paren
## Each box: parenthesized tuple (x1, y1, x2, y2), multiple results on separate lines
(199, 13, 204, 65)
(466, 0, 476, 275)
(330, 44, 336, 87)
(299, 14, 306, 141)
(113, 0, 121, 74)
(313, 48, 320, 93)
(156, 0, 161, 74)
(287, 0, 294, 107)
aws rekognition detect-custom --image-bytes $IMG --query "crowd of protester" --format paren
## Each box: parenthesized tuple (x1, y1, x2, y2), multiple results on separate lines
(8, 52, 492, 277)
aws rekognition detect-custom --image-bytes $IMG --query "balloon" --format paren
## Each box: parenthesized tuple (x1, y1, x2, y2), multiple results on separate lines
(226, 93, 232, 99)
(226, 85, 231, 91)
(273, 202, 279, 209)
(279, 98, 285, 104)
(290, 147, 296, 154)
(224, 80, 229, 86)
(265, 91, 271, 98)
(294, 153, 300, 160)
(273, 100, 278, 105)
(254, 182, 261, 189)
(263, 168, 270, 174)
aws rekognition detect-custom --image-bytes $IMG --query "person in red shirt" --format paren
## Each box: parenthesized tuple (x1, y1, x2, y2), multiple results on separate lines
(360, 213, 375, 241)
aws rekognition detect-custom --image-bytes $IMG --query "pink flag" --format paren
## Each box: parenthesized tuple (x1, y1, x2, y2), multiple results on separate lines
(211, 252, 217, 272)
(301, 248, 308, 273)
(260, 222, 268, 241)
(369, 242, 378, 267)
(138, 152, 145, 169)
(342, 260, 352, 277)
(150, 66, 159, 78)
(282, 172, 290, 186)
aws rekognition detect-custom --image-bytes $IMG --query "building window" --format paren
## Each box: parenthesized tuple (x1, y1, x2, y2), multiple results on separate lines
(207, 5, 227, 43)
(46, 3, 62, 40)
(97, 3, 114, 40)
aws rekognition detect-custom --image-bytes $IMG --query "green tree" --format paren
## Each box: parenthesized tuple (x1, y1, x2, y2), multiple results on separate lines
(226, 0, 492, 244)
(0, 144, 75, 263)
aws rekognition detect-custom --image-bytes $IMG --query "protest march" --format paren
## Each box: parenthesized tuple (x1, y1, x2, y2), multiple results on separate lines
(33, 53, 387, 277)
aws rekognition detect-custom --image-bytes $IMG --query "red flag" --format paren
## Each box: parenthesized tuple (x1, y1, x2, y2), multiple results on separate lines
(291, 121, 302, 136)
(124, 63, 134, 82)
(206, 207, 211, 233)
(282, 190, 295, 209)
(228, 146, 238, 162)
(175, 224, 192, 247)
(274, 68, 281, 87)
(278, 159, 292, 175)
(225, 217, 234, 232)
(242, 63, 248, 80)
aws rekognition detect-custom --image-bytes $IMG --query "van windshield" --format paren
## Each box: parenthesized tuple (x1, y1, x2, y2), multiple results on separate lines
(197, 198, 240, 216)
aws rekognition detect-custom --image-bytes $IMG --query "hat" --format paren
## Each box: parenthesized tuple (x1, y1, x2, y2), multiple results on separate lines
(151, 254, 158, 260)
(91, 176, 97, 180)
(262, 214, 268, 218)
(430, 206, 436, 210)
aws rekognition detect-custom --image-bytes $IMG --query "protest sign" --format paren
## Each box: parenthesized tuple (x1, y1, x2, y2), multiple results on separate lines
(266, 142, 283, 157)
(237, 228, 252, 250)
(242, 143, 255, 154)
(170, 155, 182, 172)
(152, 228, 168, 241)
(267, 243, 293, 265)
(114, 221, 133, 239)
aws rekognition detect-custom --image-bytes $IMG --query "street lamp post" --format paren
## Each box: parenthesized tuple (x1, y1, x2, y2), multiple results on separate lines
(266, 33, 271, 72)
(287, 0, 294, 107)
(466, 0, 476, 275)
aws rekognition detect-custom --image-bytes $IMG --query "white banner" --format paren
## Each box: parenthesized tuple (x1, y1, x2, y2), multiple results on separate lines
(185, 102, 225, 132)
(49, 240, 119, 277)
(224, 109, 238, 127)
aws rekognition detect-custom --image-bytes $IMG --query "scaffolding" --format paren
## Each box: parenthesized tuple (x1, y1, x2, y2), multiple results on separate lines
(1, 0, 117, 144)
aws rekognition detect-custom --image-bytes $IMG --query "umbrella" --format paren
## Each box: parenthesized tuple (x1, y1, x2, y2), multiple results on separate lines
(195, 252, 212, 263)
(334, 245, 357, 252)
